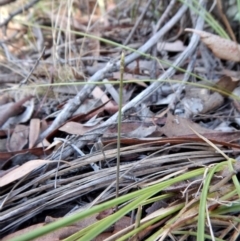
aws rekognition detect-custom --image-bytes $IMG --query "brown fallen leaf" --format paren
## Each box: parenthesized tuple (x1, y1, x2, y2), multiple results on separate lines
(45, 103, 106, 143)
(0, 95, 33, 128)
(7, 213, 129, 241)
(9, 124, 29, 152)
(0, 147, 52, 169)
(214, 75, 239, 95)
(92, 86, 115, 110)
(0, 166, 18, 178)
(0, 159, 50, 187)
(59, 121, 96, 135)
(197, 76, 239, 96)
(94, 216, 131, 241)
(103, 121, 157, 139)
(185, 28, 240, 62)
(160, 112, 217, 137)
(44, 213, 130, 241)
(0, 223, 80, 241)
(29, 118, 41, 149)
(183, 84, 224, 118)
(96, 208, 114, 220)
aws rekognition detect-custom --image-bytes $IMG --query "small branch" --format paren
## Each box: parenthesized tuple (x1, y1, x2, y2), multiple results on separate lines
(39, 3, 188, 143)
(0, 95, 33, 127)
(19, 46, 46, 86)
(116, 52, 124, 205)
(0, 0, 41, 28)
(0, 0, 17, 7)
(123, 0, 152, 45)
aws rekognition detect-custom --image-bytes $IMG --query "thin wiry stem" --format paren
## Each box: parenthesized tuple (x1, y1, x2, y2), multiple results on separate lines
(116, 52, 124, 204)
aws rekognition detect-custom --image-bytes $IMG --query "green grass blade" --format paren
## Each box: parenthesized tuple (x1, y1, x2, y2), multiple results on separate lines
(11, 168, 206, 241)
(197, 162, 228, 241)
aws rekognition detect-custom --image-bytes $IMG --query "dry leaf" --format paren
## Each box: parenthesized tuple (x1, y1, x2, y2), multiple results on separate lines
(2, 97, 35, 129)
(103, 121, 157, 139)
(0, 166, 18, 178)
(185, 28, 240, 62)
(9, 124, 29, 151)
(83, 115, 104, 127)
(1, 223, 79, 241)
(160, 112, 217, 137)
(0, 159, 50, 187)
(59, 121, 95, 135)
(182, 84, 224, 118)
(0, 102, 24, 128)
(125, 125, 157, 138)
(92, 86, 115, 109)
(214, 75, 239, 94)
(94, 216, 131, 241)
(96, 209, 114, 220)
(44, 139, 62, 150)
(29, 118, 41, 148)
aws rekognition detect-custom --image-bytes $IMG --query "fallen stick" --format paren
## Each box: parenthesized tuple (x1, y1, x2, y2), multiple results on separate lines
(39, 4, 188, 143)
(47, 2, 205, 161)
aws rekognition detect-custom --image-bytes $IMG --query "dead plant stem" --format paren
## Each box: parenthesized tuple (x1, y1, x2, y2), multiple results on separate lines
(39, 4, 188, 143)
(116, 52, 124, 204)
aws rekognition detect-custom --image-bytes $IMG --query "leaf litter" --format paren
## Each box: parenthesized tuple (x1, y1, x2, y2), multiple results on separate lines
(1, 0, 240, 240)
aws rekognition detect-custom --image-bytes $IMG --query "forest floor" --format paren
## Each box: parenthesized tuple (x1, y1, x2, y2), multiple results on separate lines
(1, 1, 240, 240)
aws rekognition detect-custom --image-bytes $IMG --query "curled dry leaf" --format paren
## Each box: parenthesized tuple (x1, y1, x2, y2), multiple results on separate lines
(185, 28, 240, 62)
(0, 96, 34, 129)
(0, 102, 24, 128)
(214, 75, 239, 95)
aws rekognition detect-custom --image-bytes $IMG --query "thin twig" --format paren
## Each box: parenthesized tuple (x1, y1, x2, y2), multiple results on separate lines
(150, 0, 177, 98)
(123, 0, 152, 45)
(20, 46, 46, 86)
(0, 0, 41, 28)
(155, 0, 177, 31)
(116, 52, 124, 205)
(48, 3, 204, 162)
(39, 4, 188, 143)
(0, 0, 16, 6)
(169, 53, 197, 110)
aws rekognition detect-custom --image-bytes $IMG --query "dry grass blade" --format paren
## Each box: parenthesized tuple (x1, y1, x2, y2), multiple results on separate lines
(2, 0, 240, 240)
(116, 52, 125, 202)
(188, 126, 240, 199)
(0, 142, 224, 234)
